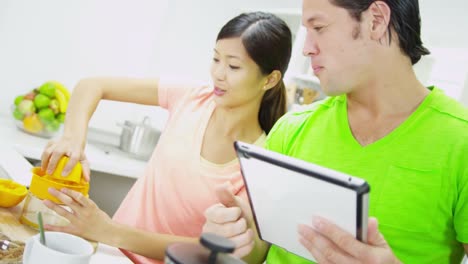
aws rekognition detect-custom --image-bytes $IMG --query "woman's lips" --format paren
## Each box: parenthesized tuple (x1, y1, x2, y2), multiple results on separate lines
(312, 66, 323, 75)
(214, 87, 226, 96)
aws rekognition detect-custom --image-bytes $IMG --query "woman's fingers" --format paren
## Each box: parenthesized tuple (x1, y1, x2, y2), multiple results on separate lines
(204, 204, 242, 224)
(43, 199, 75, 223)
(41, 141, 56, 172)
(229, 228, 254, 249)
(47, 150, 66, 174)
(61, 188, 92, 208)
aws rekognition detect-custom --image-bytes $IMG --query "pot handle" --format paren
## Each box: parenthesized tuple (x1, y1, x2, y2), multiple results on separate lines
(116, 122, 134, 131)
(142, 116, 151, 126)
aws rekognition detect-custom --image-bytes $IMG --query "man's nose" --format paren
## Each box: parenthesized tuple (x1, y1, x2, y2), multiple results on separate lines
(303, 31, 319, 57)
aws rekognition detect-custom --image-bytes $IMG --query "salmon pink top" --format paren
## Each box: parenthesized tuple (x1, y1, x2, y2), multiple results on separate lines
(113, 77, 266, 264)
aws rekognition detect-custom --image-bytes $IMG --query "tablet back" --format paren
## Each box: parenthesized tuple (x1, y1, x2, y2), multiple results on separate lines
(235, 141, 370, 262)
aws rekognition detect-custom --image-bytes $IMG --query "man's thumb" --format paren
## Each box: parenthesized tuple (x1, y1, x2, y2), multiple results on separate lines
(367, 217, 388, 247)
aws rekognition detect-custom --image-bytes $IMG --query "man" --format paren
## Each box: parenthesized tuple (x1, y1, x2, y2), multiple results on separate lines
(203, 0, 468, 263)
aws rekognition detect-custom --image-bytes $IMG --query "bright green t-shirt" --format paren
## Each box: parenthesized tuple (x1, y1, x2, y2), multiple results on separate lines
(265, 87, 468, 264)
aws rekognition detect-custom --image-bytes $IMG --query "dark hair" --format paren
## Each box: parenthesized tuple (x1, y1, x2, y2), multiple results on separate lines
(216, 12, 292, 134)
(330, 0, 430, 64)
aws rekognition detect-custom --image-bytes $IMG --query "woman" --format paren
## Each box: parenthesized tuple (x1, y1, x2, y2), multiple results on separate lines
(41, 12, 292, 263)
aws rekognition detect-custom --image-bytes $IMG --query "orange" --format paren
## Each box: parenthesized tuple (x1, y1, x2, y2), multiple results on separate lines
(23, 114, 43, 133)
(48, 156, 82, 184)
(0, 178, 28, 207)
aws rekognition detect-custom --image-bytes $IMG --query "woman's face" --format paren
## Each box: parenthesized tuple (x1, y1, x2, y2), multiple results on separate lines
(210, 37, 267, 109)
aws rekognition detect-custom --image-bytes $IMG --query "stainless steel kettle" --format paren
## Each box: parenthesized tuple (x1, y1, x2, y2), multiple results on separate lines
(117, 116, 160, 160)
(165, 233, 245, 264)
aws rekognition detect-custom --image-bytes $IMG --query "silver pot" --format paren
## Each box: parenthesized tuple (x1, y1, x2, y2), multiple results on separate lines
(117, 116, 160, 160)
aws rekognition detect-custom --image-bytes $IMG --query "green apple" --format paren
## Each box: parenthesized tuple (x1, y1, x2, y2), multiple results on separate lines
(38, 82, 56, 98)
(12, 108, 24, 120)
(45, 119, 61, 132)
(56, 113, 66, 123)
(38, 108, 55, 123)
(14, 95, 24, 106)
(33, 94, 51, 109)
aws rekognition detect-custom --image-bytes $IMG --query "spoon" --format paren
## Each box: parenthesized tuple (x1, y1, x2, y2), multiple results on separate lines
(37, 212, 46, 246)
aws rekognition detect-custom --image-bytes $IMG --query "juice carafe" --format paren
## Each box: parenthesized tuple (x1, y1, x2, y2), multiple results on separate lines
(20, 157, 89, 229)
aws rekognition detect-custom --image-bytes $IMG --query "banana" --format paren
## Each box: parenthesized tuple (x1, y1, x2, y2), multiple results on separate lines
(55, 89, 68, 113)
(51, 81, 70, 101)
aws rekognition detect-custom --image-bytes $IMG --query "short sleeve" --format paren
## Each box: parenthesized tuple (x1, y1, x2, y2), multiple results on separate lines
(158, 76, 207, 112)
(265, 101, 322, 154)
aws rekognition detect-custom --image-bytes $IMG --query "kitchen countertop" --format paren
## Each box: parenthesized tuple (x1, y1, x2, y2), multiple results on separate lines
(0, 114, 147, 181)
(0, 202, 132, 264)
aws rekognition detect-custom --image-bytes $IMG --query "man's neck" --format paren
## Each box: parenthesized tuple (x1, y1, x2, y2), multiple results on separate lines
(345, 57, 430, 146)
(347, 59, 429, 119)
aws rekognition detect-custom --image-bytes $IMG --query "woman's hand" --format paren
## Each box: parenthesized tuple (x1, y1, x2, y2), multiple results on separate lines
(43, 188, 115, 243)
(41, 138, 90, 181)
(203, 186, 269, 263)
(203, 185, 259, 259)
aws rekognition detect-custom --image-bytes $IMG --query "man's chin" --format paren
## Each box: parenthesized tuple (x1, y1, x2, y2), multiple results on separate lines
(322, 88, 346, 97)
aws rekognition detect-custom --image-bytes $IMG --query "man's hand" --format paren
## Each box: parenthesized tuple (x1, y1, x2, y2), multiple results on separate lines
(298, 216, 401, 264)
(203, 185, 256, 258)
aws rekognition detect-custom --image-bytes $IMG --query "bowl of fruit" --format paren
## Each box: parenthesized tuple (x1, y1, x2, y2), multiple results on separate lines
(12, 81, 70, 138)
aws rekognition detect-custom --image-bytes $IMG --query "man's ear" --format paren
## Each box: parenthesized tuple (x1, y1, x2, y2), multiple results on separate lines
(367, 1, 391, 42)
(263, 70, 282, 91)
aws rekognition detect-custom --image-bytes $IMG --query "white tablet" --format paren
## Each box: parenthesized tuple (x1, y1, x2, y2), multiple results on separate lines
(235, 141, 370, 262)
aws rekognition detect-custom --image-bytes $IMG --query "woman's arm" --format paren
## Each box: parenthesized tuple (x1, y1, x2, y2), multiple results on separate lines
(44, 187, 197, 260)
(106, 222, 197, 260)
(63, 77, 160, 147)
(42, 77, 160, 178)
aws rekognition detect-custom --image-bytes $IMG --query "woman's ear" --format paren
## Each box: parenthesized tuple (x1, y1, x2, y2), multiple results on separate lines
(263, 70, 282, 91)
(367, 1, 391, 42)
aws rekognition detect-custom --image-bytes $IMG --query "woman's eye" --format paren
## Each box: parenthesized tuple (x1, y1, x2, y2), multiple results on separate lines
(314, 26, 324, 32)
(229, 65, 240, 70)
(213, 58, 220, 63)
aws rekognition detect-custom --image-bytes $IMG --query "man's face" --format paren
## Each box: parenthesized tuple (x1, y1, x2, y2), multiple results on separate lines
(302, 0, 374, 96)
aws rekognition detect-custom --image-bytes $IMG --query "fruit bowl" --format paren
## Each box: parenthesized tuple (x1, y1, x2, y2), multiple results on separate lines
(11, 81, 69, 139)
(11, 105, 63, 138)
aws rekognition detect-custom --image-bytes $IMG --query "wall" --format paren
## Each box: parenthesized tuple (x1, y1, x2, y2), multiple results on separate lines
(417, 0, 468, 106)
(0, 0, 467, 135)
(0, 0, 301, 134)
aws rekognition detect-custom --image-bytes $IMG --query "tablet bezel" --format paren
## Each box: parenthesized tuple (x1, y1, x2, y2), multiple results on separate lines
(235, 141, 370, 249)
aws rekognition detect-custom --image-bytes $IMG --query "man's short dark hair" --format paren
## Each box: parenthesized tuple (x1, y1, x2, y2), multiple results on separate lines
(330, 0, 430, 64)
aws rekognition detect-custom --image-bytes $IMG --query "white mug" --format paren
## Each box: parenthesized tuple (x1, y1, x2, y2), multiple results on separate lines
(23, 231, 93, 264)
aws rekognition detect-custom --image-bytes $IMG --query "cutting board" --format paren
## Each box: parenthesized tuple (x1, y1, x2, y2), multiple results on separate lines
(0, 202, 36, 243)
(0, 202, 98, 251)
